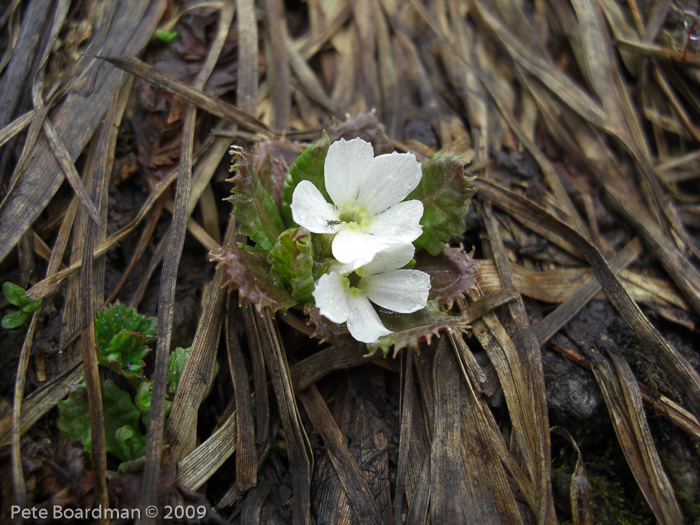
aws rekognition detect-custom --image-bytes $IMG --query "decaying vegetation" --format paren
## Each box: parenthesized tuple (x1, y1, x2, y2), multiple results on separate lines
(0, 0, 699, 522)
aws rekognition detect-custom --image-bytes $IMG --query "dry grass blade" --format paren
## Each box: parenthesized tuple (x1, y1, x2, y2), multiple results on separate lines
(404, 348, 435, 523)
(236, 0, 258, 115)
(372, 0, 398, 136)
(0, 109, 35, 148)
(139, 4, 235, 517)
(394, 351, 414, 522)
(487, 79, 589, 239)
(551, 428, 594, 525)
(7, 56, 129, 501)
(176, 343, 375, 492)
(178, 410, 238, 490)
(472, 313, 546, 518)
(0, 0, 52, 128)
(449, 331, 487, 393)
(139, 88, 196, 520)
(43, 119, 102, 224)
(10, 312, 39, 509)
(430, 337, 501, 522)
(247, 308, 270, 442)
(103, 56, 275, 136)
(74, 70, 131, 512)
(551, 339, 700, 440)
(654, 65, 700, 143)
(0, 0, 22, 76)
(476, 0, 700, 281)
(460, 347, 525, 525)
(0, 364, 83, 447)
(527, 81, 700, 317)
(216, 420, 279, 507)
(482, 202, 556, 523)
(532, 238, 643, 344)
(164, 240, 227, 450)
(351, 0, 380, 112)
(0, 0, 165, 264)
(582, 345, 682, 523)
(25, 167, 179, 301)
(478, 179, 700, 421)
(400, 366, 432, 520)
(163, 215, 236, 463)
(7, 88, 118, 502)
(571, 0, 641, 144)
(478, 253, 676, 309)
(615, 37, 700, 66)
(256, 309, 312, 523)
(239, 471, 275, 522)
(297, 386, 384, 524)
(469, 1, 611, 132)
(3, 1, 700, 522)
(264, 0, 292, 129)
(406, 453, 431, 523)
(225, 293, 257, 491)
(286, 342, 368, 390)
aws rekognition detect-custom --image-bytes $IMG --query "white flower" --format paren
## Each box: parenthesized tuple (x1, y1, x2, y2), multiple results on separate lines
(312, 243, 430, 343)
(290, 138, 424, 269)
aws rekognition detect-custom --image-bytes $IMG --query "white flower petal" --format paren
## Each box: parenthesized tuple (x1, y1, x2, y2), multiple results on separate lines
(367, 200, 423, 245)
(331, 229, 394, 266)
(357, 151, 423, 214)
(290, 180, 340, 233)
(324, 138, 375, 208)
(362, 243, 415, 276)
(312, 272, 349, 324)
(345, 294, 391, 343)
(335, 258, 366, 275)
(364, 270, 430, 313)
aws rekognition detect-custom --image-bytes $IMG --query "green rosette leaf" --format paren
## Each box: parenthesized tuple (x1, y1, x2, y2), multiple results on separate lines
(2, 282, 26, 306)
(155, 28, 178, 44)
(2, 282, 41, 329)
(21, 298, 42, 313)
(368, 301, 470, 357)
(114, 425, 147, 462)
(57, 380, 146, 463)
(167, 346, 190, 396)
(305, 305, 355, 345)
(268, 227, 315, 302)
(306, 301, 470, 357)
(210, 244, 296, 313)
(135, 380, 171, 427)
(407, 153, 477, 255)
(57, 385, 91, 452)
(281, 132, 331, 225)
(2, 310, 30, 329)
(165, 345, 218, 398)
(414, 246, 480, 309)
(103, 380, 146, 462)
(94, 302, 157, 382)
(227, 146, 286, 252)
(252, 139, 304, 212)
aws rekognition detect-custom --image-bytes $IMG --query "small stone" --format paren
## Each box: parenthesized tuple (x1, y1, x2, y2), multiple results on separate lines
(543, 348, 603, 422)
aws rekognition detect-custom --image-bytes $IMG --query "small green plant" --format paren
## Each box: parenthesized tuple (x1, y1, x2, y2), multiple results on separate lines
(1, 282, 42, 329)
(58, 379, 148, 464)
(211, 123, 480, 357)
(57, 303, 202, 472)
(167, 345, 190, 396)
(94, 302, 157, 384)
(155, 28, 179, 45)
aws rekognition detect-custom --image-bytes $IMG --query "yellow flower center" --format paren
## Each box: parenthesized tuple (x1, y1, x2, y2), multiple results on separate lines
(339, 205, 370, 231)
(340, 272, 365, 296)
